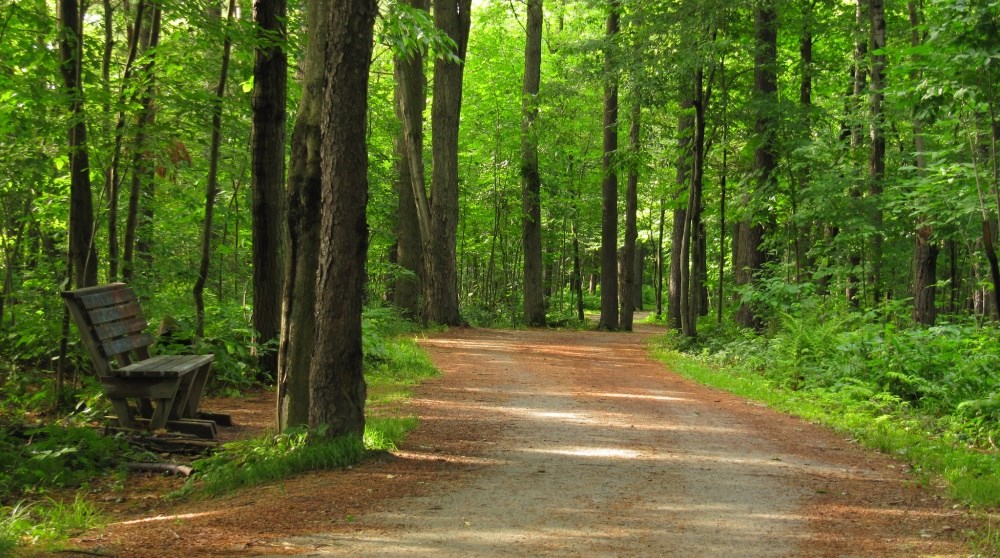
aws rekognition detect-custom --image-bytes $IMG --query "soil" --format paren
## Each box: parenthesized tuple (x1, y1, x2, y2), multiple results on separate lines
(47, 322, 987, 557)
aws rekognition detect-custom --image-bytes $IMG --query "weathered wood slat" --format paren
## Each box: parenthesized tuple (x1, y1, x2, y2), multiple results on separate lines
(101, 332, 155, 358)
(94, 317, 149, 341)
(77, 286, 138, 309)
(87, 301, 144, 325)
(117, 354, 212, 378)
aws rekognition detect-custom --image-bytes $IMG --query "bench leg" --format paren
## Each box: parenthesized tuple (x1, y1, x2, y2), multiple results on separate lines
(149, 393, 179, 431)
(109, 398, 137, 429)
(181, 362, 212, 418)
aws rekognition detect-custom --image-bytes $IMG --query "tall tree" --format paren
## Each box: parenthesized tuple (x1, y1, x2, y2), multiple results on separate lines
(734, 0, 777, 330)
(598, 0, 620, 331)
(277, 0, 328, 430)
(868, 0, 886, 303)
(251, 0, 288, 379)
(390, 0, 428, 319)
(193, 0, 236, 338)
(308, 0, 377, 437)
(908, 1, 937, 325)
(59, 0, 98, 289)
(620, 100, 639, 331)
(397, 0, 471, 326)
(521, 0, 546, 327)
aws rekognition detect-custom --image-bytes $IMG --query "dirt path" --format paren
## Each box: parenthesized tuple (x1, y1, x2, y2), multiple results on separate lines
(65, 324, 981, 557)
(271, 325, 976, 557)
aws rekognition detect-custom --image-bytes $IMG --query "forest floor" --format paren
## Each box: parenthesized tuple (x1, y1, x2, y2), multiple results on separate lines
(44, 321, 988, 557)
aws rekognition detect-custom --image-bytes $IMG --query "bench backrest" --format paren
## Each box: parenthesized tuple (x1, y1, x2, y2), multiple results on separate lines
(61, 283, 154, 378)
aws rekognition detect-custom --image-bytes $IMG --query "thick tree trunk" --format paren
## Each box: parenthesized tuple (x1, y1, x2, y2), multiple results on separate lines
(390, 0, 427, 319)
(308, 0, 377, 438)
(423, 0, 471, 326)
(277, 0, 328, 431)
(735, 0, 777, 330)
(521, 0, 545, 327)
(620, 101, 639, 331)
(59, 0, 98, 289)
(598, 0, 620, 331)
(193, 0, 236, 338)
(251, 0, 288, 380)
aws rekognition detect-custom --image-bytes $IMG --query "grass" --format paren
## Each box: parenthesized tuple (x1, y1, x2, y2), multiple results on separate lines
(176, 333, 440, 499)
(0, 496, 103, 557)
(651, 344, 1000, 509)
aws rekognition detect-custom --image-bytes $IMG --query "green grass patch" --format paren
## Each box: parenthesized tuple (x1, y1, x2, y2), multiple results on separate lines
(178, 329, 438, 499)
(652, 345, 1000, 509)
(0, 496, 103, 556)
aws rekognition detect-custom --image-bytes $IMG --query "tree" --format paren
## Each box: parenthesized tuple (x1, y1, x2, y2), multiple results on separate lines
(307, 0, 377, 437)
(598, 0, 620, 331)
(390, 0, 429, 319)
(734, 0, 777, 330)
(521, 0, 546, 327)
(193, 0, 237, 338)
(396, 0, 471, 326)
(59, 0, 98, 289)
(277, 0, 328, 430)
(251, 0, 288, 379)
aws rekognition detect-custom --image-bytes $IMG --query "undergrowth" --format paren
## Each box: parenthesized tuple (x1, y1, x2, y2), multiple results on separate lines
(175, 307, 438, 499)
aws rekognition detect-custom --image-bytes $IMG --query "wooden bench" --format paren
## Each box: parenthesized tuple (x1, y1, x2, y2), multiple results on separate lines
(61, 283, 220, 439)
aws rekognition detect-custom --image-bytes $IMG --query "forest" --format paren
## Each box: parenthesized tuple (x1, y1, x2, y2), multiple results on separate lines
(2, 0, 1000, 551)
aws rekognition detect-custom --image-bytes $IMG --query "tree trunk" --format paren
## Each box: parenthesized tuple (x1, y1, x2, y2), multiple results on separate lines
(59, 0, 98, 289)
(422, 0, 471, 326)
(620, 101, 639, 331)
(122, 5, 161, 284)
(868, 0, 886, 304)
(194, 0, 236, 338)
(908, 1, 938, 325)
(735, 0, 777, 330)
(308, 0, 377, 438)
(598, 0, 620, 331)
(251, 0, 288, 380)
(521, 0, 546, 327)
(846, 0, 868, 306)
(656, 197, 665, 318)
(277, 0, 328, 431)
(391, 0, 427, 319)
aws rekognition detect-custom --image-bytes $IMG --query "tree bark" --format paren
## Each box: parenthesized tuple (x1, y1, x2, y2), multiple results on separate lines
(521, 0, 546, 327)
(251, 0, 288, 379)
(422, 0, 471, 326)
(868, 0, 886, 303)
(620, 101, 639, 331)
(277, 0, 328, 430)
(846, 0, 867, 306)
(391, 0, 427, 319)
(735, 0, 777, 331)
(122, 4, 161, 284)
(59, 0, 98, 289)
(598, 0, 620, 331)
(193, 0, 236, 338)
(308, 0, 377, 438)
(908, 1, 937, 325)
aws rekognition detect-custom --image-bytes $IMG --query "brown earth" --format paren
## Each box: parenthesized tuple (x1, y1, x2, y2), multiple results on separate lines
(46, 323, 988, 557)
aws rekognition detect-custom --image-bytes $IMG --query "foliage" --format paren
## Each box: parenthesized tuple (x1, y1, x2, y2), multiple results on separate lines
(0, 495, 103, 551)
(0, 424, 136, 504)
(654, 293, 1000, 507)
